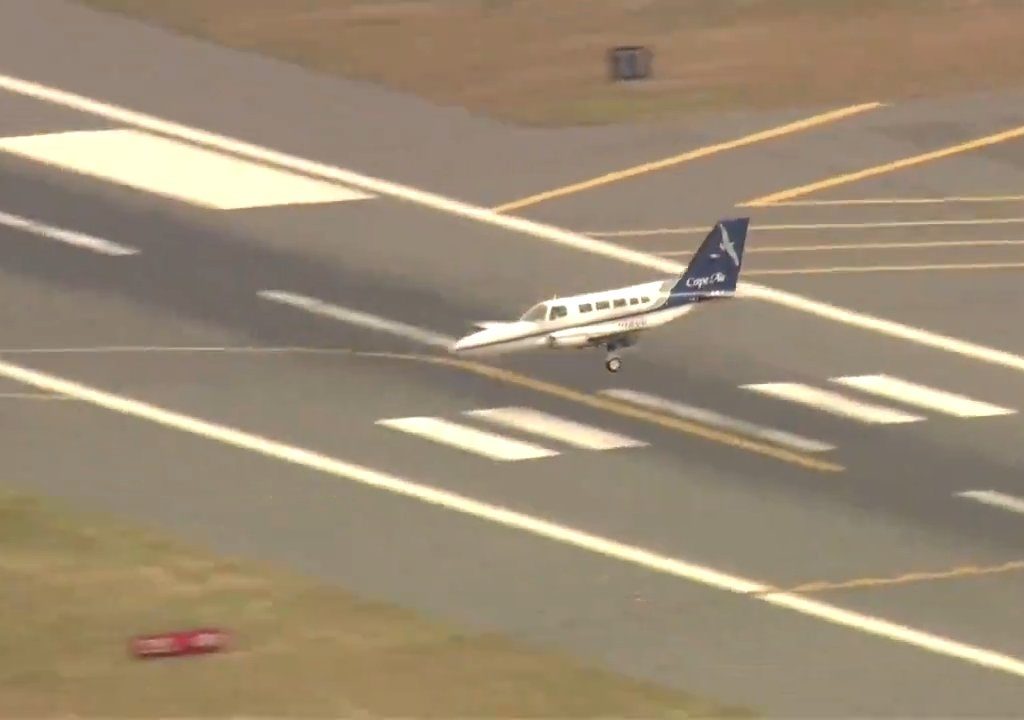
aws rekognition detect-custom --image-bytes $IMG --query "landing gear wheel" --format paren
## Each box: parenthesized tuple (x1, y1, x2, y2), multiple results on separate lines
(605, 356, 622, 373)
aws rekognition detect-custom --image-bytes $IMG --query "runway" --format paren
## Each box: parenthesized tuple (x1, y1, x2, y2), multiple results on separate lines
(2, 1, 1024, 715)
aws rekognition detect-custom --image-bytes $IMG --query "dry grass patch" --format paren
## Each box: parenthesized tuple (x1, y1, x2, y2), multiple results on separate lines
(0, 489, 752, 717)
(81, 0, 1024, 125)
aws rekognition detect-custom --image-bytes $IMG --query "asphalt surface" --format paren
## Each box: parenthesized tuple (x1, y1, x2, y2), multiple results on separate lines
(1, 1, 1023, 716)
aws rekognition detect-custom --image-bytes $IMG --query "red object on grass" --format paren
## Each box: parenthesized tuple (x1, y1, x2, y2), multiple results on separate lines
(129, 628, 229, 659)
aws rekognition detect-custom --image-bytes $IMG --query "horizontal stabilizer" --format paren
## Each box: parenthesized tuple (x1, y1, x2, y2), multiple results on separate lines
(474, 321, 507, 329)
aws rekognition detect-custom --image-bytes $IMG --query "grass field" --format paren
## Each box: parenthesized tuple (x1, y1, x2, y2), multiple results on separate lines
(0, 489, 752, 717)
(80, 0, 1024, 125)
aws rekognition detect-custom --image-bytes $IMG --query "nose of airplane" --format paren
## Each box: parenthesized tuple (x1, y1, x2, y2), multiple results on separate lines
(449, 333, 475, 353)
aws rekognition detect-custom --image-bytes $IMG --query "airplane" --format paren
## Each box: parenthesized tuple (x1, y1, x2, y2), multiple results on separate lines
(449, 216, 749, 372)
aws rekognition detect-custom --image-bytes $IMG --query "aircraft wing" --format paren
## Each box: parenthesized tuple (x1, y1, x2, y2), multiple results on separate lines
(548, 325, 635, 348)
(473, 321, 507, 329)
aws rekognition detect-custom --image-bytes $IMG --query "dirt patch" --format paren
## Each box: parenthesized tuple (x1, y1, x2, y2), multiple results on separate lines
(80, 0, 1024, 126)
(0, 489, 752, 717)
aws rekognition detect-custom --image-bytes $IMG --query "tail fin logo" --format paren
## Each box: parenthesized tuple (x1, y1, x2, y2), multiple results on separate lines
(685, 271, 726, 289)
(719, 223, 740, 266)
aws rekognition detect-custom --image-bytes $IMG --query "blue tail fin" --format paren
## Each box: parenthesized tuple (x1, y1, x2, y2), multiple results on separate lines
(668, 217, 749, 300)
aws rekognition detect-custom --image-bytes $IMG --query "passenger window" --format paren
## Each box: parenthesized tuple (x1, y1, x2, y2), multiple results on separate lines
(595, 301, 610, 310)
(629, 298, 639, 305)
(613, 298, 626, 308)
(549, 305, 567, 319)
(640, 296, 650, 303)
(579, 303, 592, 312)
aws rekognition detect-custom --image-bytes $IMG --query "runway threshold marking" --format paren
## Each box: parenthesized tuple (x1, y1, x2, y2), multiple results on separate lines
(0, 208, 137, 256)
(741, 383, 924, 424)
(743, 123, 1024, 207)
(489, 102, 882, 213)
(377, 416, 558, 461)
(258, 289, 841, 472)
(0, 128, 373, 209)
(591, 219, 1024, 237)
(465, 407, 647, 450)
(7, 74, 1024, 376)
(0, 357, 1021, 679)
(832, 375, 1016, 418)
(600, 388, 835, 453)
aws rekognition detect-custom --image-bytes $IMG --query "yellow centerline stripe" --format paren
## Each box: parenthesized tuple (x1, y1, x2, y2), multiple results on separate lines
(491, 102, 882, 213)
(756, 559, 1024, 596)
(743, 123, 1024, 207)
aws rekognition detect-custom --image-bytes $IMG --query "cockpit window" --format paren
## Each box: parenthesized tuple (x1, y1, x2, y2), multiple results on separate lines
(520, 303, 547, 321)
(549, 305, 567, 320)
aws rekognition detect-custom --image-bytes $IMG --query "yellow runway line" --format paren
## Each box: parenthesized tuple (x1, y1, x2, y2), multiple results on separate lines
(743, 124, 1024, 207)
(491, 102, 882, 213)
(756, 560, 1024, 596)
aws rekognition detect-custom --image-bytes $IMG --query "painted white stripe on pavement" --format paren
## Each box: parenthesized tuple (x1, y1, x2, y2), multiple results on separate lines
(259, 290, 454, 348)
(466, 406, 646, 450)
(7, 72, 1024, 375)
(0, 208, 137, 256)
(377, 416, 558, 461)
(833, 375, 1016, 418)
(588, 218, 1024, 236)
(743, 383, 924, 424)
(657, 239, 1024, 257)
(601, 388, 835, 453)
(0, 356, 1021, 677)
(0, 129, 372, 209)
(957, 490, 1024, 516)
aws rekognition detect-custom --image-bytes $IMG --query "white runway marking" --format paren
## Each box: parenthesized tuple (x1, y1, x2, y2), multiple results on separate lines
(378, 416, 558, 461)
(832, 375, 1016, 418)
(601, 388, 835, 453)
(0, 356, 1021, 678)
(259, 290, 454, 348)
(0, 129, 373, 209)
(590, 218, 1024, 237)
(957, 490, 1024, 516)
(7, 73, 1024, 376)
(658, 239, 1024, 257)
(745, 262, 1024, 276)
(0, 208, 137, 256)
(0, 392, 69, 400)
(762, 195, 1024, 207)
(742, 383, 924, 424)
(465, 406, 647, 450)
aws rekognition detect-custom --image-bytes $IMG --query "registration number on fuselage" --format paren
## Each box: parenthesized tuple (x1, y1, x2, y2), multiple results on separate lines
(618, 317, 647, 330)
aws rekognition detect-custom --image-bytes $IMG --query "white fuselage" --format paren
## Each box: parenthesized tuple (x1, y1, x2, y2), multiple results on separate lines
(450, 279, 695, 355)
